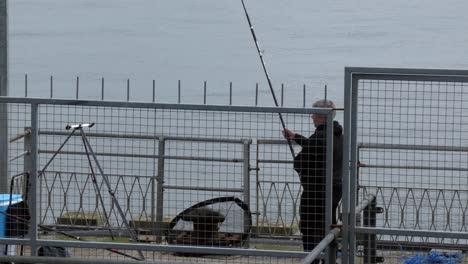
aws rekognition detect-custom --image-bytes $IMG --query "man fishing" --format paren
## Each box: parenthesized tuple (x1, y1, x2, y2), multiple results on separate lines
(282, 99, 343, 257)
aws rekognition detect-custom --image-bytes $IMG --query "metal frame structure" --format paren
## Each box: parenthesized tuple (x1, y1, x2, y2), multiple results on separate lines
(343, 67, 468, 264)
(0, 96, 337, 263)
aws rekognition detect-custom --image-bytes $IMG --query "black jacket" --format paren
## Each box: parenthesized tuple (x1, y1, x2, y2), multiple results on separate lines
(292, 121, 344, 189)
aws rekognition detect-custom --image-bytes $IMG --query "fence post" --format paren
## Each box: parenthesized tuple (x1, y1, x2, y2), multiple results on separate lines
(325, 112, 337, 264)
(155, 137, 165, 243)
(242, 139, 251, 244)
(23, 127, 32, 205)
(29, 103, 39, 256)
(0, 0, 7, 194)
(363, 196, 377, 264)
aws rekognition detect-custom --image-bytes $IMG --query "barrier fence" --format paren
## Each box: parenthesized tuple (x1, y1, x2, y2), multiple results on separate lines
(0, 97, 336, 264)
(344, 67, 468, 264)
(2, 67, 468, 264)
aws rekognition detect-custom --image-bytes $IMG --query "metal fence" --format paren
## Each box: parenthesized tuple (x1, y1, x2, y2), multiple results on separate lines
(343, 67, 468, 264)
(0, 97, 338, 263)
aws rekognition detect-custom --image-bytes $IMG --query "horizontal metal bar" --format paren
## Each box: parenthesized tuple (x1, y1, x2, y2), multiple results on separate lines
(39, 150, 157, 159)
(360, 164, 468, 172)
(0, 256, 185, 264)
(257, 180, 298, 184)
(360, 185, 468, 193)
(257, 139, 294, 145)
(257, 159, 293, 164)
(377, 240, 468, 252)
(355, 227, 468, 240)
(346, 67, 468, 82)
(0, 238, 308, 258)
(354, 74, 468, 82)
(359, 143, 468, 152)
(250, 238, 302, 246)
(302, 228, 340, 264)
(0, 96, 333, 115)
(346, 66, 468, 77)
(163, 184, 244, 193)
(40, 130, 249, 144)
(39, 150, 243, 163)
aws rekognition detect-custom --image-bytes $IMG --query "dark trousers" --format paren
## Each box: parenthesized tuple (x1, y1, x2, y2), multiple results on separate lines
(300, 183, 342, 252)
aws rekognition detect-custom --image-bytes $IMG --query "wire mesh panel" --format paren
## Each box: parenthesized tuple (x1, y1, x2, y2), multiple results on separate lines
(1, 98, 341, 263)
(346, 68, 468, 264)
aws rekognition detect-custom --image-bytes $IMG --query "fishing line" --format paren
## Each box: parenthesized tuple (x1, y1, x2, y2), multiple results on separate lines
(240, 0, 296, 159)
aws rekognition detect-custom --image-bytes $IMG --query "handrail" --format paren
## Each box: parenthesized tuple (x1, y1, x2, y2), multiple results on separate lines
(302, 194, 376, 264)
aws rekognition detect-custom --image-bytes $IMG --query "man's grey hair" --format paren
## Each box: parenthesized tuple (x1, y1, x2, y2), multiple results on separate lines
(312, 99, 336, 119)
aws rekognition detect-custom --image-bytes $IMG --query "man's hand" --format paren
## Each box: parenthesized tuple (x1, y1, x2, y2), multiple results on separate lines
(282, 128, 296, 139)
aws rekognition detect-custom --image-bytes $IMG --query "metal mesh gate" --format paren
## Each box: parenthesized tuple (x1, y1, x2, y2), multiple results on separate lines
(344, 68, 468, 264)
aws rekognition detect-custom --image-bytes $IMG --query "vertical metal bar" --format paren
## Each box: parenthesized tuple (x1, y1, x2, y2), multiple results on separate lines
(152, 80, 156, 102)
(75, 76, 79, 99)
(303, 84, 306, 107)
(324, 84, 328, 102)
(0, 0, 6, 97)
(255, 142, 260, 235)
(25, 74, 28, 97)
(325, 111, 336, 264)
(203, 81, 207, 104)
(0, 0, 7, 193)
(150, 137, 156, 234)
(155, 137, 165, 243)
(242, 139, 251, 244)
(49, 76, 53, 98)
(101, 77, 104, 100)
(342, 68, 352, 264)
(281, 83, 284, 106)
(126, 79, 130, 101)
(255, 83, 258, 106)
(229, 81, 233, 105)
(0, 76, 6, 193)
(349, 76, 359, 264)
(29, 103, 39, 255)
(177, 80, 181, 104)
(23, 127, 32, 207)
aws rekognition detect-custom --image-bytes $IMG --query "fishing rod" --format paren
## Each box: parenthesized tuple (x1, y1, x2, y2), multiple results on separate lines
(240, 0, 296, 159)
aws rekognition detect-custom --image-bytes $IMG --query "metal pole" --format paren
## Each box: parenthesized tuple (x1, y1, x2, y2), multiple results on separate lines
(23, 127, 32, 209)
(229, 81, 233, 105)
(177, 80, 181, 104)
(302, 228, 340, 264)
(203, 81, 207, 104)
(325, 111, 336, 264)
(152, 80, 156, 102)
(342, 68, 352, 264)
(155, 137, 165, 242)
(255, 83, 258, 106)
(75, 77, 79, 99)
(349, 76, 360, 264)
(0, 0, 7, 193)
(101, 77, 105, 100)
(50, 76, 53, 98)
(29, 104, 39, 256)
(126, 79, 130, 101)
(242, 139, 251, 244)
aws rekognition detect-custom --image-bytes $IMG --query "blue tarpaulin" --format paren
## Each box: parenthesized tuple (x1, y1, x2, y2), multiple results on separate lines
(0, 194, 23, 238)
